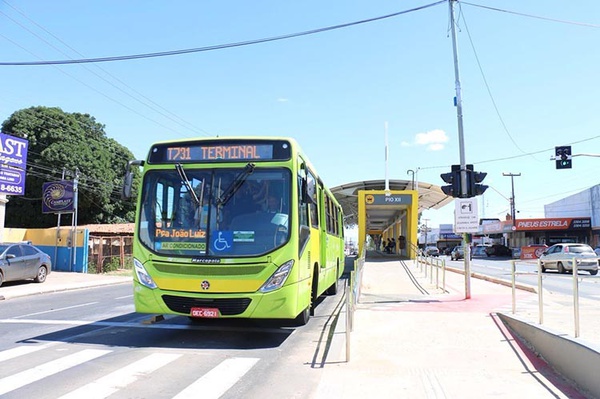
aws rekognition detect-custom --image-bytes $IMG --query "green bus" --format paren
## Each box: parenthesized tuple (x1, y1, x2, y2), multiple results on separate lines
(123, 137, 345, 325)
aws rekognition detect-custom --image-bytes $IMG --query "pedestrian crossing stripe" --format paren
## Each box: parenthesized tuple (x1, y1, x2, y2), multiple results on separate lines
(58, 353, 182, 399)
(173, 357, 260, 399)
(0, 344, 51, 362)
(0, 349, 111, 396)
(0, 344, 260, 399)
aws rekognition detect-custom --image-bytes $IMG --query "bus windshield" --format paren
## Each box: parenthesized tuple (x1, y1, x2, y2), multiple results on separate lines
(138, 167, 291, 257)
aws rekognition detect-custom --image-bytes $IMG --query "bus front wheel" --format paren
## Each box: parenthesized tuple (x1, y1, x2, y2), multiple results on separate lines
(293, 306, 310, 326)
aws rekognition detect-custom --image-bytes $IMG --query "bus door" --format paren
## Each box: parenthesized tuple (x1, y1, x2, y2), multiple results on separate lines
(306, 170, 322, 281)
(318, 183, 327, 272)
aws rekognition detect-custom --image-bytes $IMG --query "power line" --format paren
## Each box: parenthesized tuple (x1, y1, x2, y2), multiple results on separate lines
(0, 2, 211, 138)
(458, 4, 531, 157)
(0, 1, 445, 66)
(420, 133, 600, 170)
(461, 2, 600, 28)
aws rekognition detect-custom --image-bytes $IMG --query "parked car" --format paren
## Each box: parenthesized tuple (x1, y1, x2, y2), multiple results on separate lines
(539, 243, 598, 275)
(0, 243, 52, 287)
(450, 246, 464, 261)
(425, 246, 440, 257)
(485, 244, 512, 257)
(472, 244, 490, 257)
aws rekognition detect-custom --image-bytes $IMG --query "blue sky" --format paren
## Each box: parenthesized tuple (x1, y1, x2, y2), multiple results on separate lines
(1, 1, 599, 228)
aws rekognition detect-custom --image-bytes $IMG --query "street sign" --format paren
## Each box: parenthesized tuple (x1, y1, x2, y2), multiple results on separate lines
(0, 133, 28, 196)
(42, 181, 75, 214)
(364, 193, 412, 205)
(454, 198, 479, 233)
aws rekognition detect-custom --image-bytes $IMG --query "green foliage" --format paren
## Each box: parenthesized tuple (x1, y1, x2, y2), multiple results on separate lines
(88, 262, 98, 274)
(1, 106, 139, 227)
(103, 257, 121, 273)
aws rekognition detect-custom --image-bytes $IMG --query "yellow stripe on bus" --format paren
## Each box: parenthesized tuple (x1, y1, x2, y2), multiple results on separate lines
(156, 278, 264, 292)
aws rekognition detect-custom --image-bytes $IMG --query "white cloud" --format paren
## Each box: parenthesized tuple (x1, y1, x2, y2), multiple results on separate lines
(277, 98, 289, 103)
(413, 129, 449, 151)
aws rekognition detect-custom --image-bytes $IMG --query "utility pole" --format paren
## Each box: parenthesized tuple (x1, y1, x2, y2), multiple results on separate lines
(72, 168, 80, 272)
(449, 0, 471, 299)
(503, 172, 521, 224)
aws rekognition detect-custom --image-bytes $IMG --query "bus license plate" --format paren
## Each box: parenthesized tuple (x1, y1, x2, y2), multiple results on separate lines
(190, 307, 220, 318)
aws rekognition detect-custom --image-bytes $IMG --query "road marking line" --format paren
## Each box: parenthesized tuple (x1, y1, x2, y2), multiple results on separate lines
(0, 344, 51, 362)
(14, 302, 99, 318)
(0, 348, 111, 396)
(173, 357, 259, 399)
(58, 353, 181, 399)
(0, 318, 290, 334)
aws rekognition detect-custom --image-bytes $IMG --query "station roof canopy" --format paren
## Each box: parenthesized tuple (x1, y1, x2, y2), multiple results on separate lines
(330, 179, 453, 230)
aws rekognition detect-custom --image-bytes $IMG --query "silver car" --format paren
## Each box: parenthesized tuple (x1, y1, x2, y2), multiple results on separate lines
(0, 243, 52, 287)
(539, 243, 598, 275)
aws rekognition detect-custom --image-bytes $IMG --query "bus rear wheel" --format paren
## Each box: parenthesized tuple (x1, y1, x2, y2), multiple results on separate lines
(325, 265, 340, 295)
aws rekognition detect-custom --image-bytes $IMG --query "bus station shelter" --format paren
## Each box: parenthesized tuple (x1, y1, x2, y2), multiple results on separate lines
(331, 179, 452, 258)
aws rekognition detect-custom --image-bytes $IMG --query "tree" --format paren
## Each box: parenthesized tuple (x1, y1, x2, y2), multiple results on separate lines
(1, 106, 138, 228)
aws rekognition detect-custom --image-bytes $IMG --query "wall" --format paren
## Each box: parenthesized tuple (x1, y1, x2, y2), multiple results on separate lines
(4, 227, 89, 273)
(544, 190, 592, 221)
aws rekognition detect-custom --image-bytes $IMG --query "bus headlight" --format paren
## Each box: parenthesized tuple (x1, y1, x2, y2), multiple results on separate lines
(259, 260, 294, 293)
(134, 258, 157, 289)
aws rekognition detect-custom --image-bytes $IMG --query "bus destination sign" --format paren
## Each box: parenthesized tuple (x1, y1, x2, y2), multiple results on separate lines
(167, 144, 273, 162)
(148, 140, 292, 164)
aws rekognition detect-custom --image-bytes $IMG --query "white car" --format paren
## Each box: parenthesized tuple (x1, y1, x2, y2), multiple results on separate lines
(539, 243, 598, 275)
(425, 246, 440, 257)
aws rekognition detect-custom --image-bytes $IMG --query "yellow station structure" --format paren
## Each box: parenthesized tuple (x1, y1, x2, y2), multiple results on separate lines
(331, 180, 452, 259)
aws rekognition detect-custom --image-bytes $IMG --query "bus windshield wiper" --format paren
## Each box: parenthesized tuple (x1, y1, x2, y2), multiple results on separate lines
(175, 163, 201, 207)
(218, 163, 255, 206)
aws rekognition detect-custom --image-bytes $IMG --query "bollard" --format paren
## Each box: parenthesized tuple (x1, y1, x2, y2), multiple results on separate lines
(572, 258, 580, 338)
(345, 283, 351, 362)
(511, 260, 516, 314)
(430, 257, 434, 284)
(537, 258, 543, 325)
(435, 258, 439, 289)
(442, 258, 446, 292)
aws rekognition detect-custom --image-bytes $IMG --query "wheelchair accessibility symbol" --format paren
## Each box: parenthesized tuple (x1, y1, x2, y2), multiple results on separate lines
(212, 231, 233, 253)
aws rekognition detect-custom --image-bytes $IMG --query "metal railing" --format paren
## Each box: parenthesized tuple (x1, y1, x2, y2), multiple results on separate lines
(413, 244, 446, 292)
(509, 257, 592, 338)
(345, 246, 365, 361)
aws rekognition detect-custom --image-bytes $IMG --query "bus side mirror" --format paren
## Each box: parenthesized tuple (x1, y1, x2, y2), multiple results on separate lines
(305, 178, 316, 204)
(122, 160, 144, 199)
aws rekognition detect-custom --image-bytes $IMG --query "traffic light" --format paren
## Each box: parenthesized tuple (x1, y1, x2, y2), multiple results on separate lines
(555, 146, 572, 169)
(467, 169, 488, 197)
(440, 165, 461, 198)
(441, 165, 488, 198)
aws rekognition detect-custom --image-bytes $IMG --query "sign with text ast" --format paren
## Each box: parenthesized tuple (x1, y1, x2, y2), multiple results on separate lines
(0, 132, 28, 196)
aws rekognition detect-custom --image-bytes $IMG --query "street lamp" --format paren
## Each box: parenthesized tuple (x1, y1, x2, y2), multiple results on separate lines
(406, 169, 415, 190)
(502, 172, 521, 224)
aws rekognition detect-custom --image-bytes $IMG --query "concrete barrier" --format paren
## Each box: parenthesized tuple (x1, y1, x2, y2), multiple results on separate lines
(498, 313, 600, 398)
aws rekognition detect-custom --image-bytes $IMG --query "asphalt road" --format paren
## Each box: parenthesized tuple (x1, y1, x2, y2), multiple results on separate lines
(0, 282, 346, 399)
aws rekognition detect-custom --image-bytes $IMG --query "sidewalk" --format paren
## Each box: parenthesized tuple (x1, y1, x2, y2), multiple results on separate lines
(315, 254, 596, 399)
(0, 271, 131, 300)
